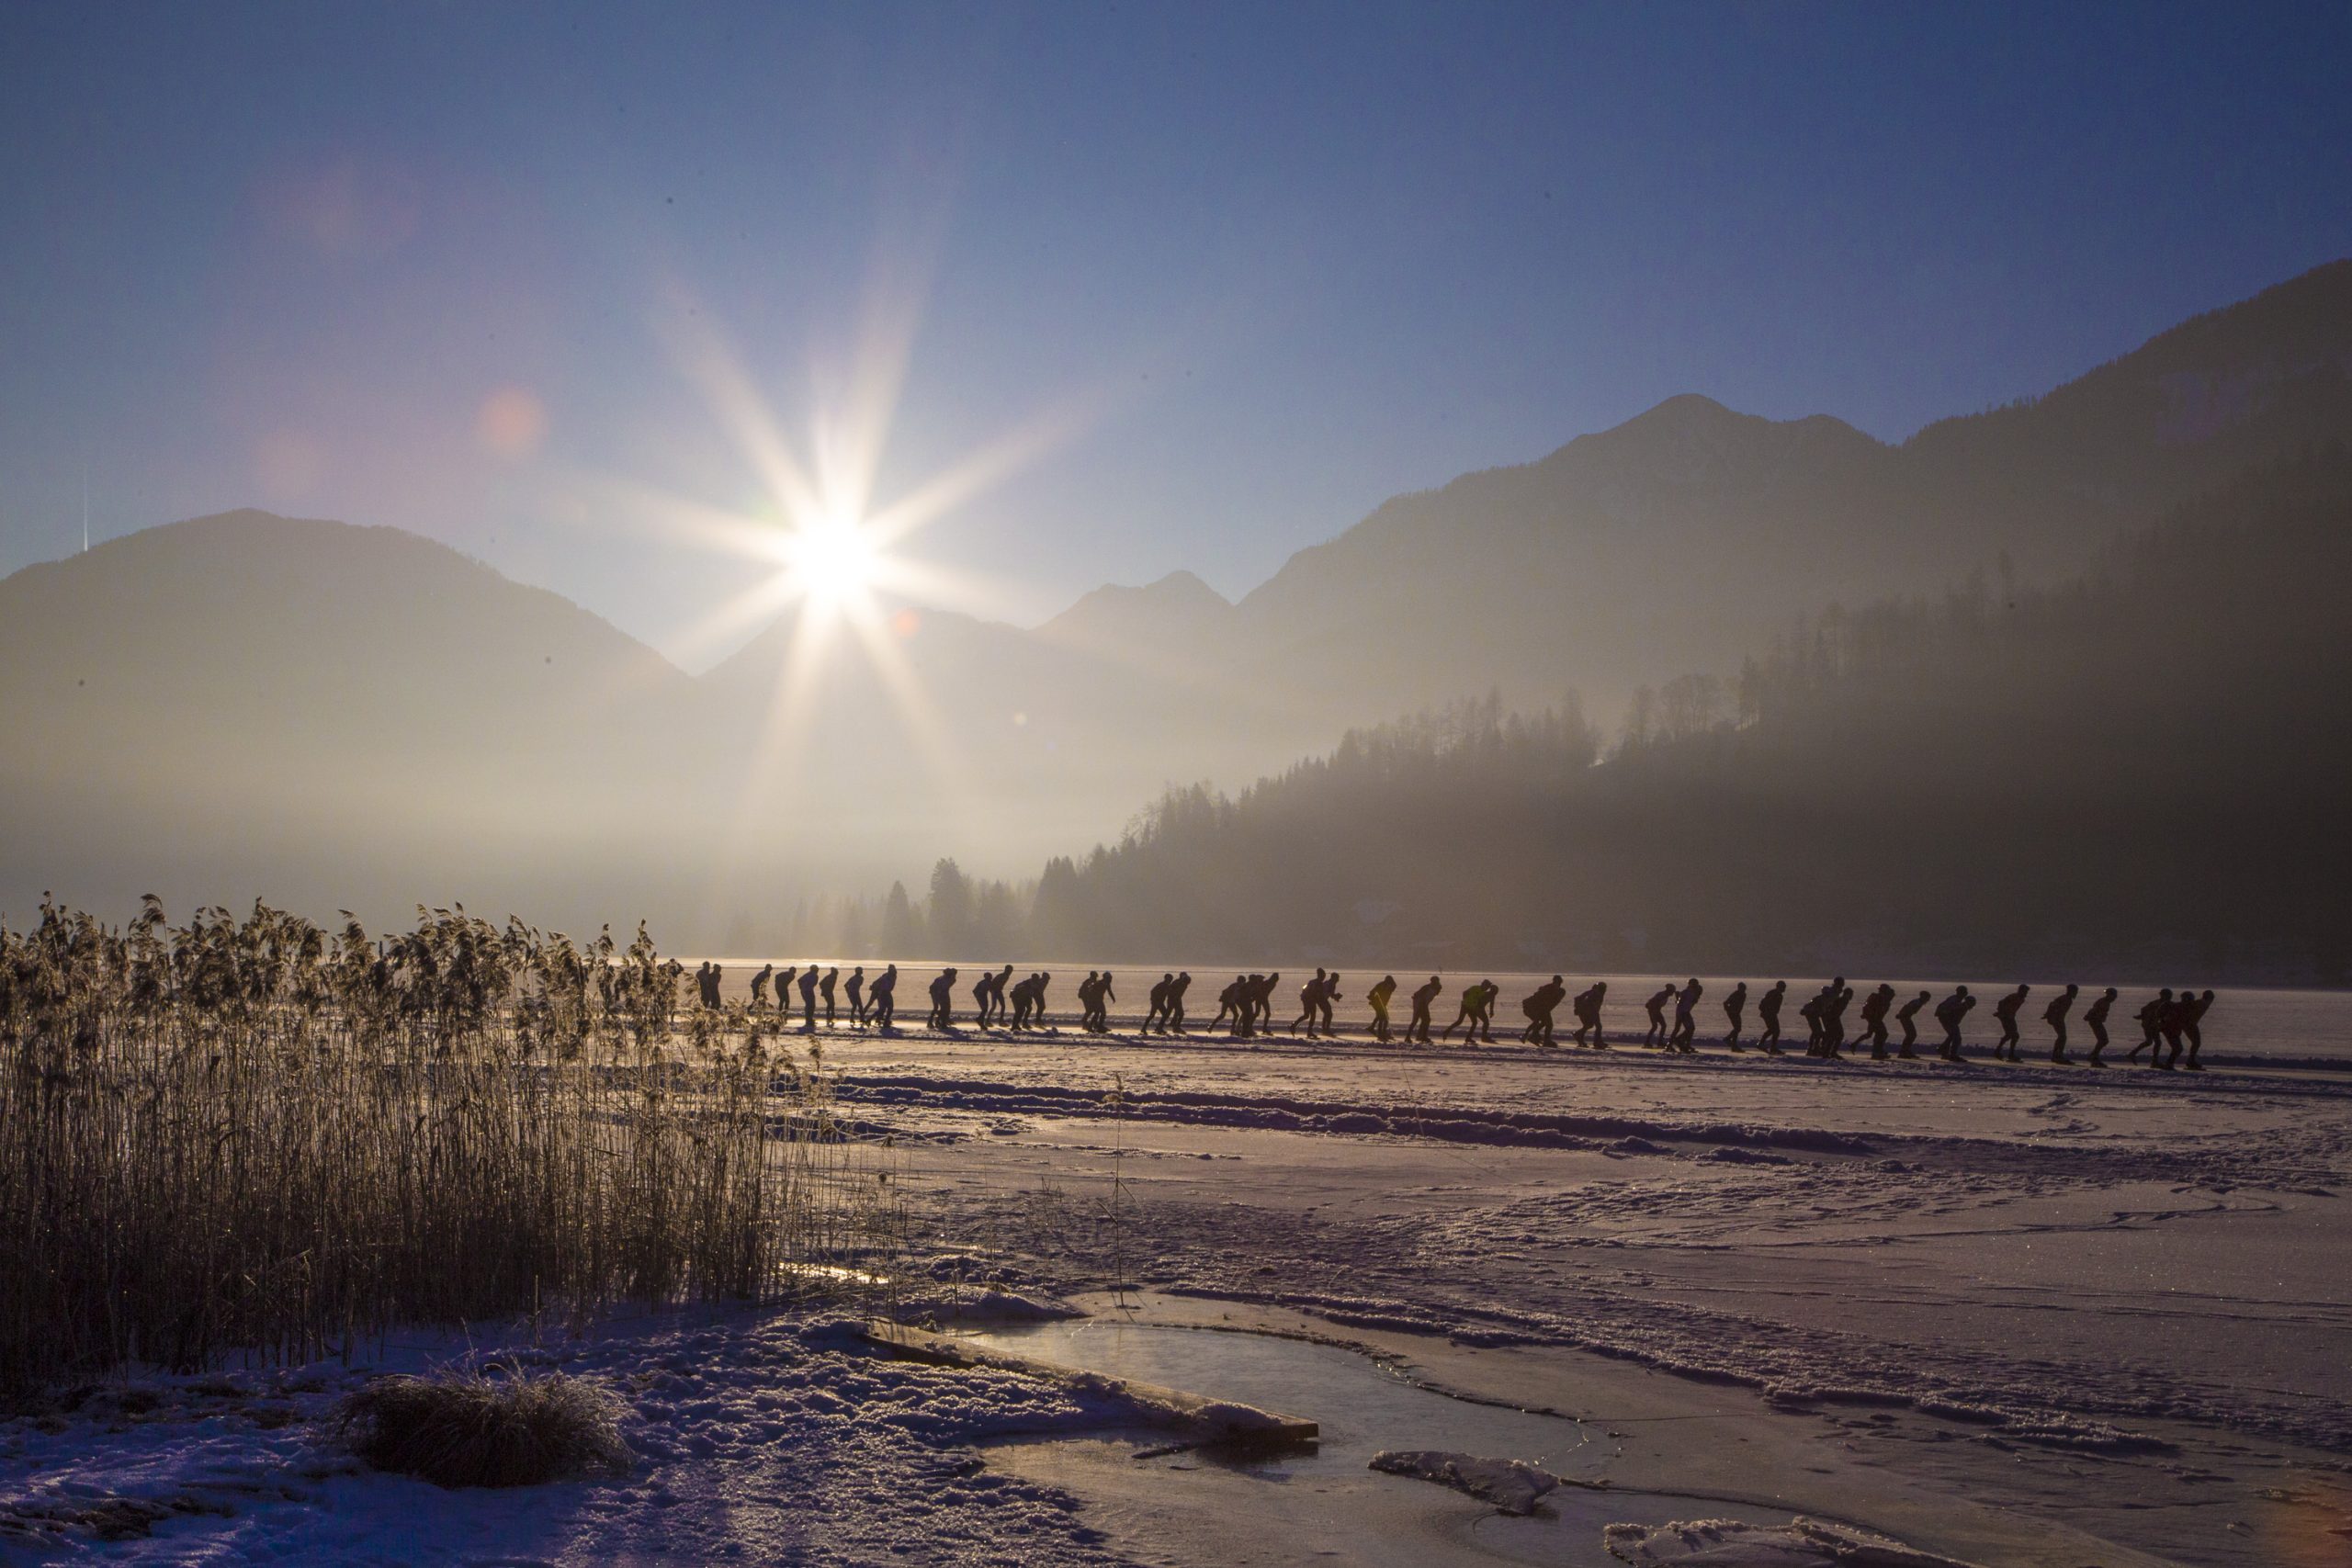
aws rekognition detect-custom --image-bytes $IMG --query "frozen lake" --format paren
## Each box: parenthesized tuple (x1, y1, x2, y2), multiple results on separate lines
(848, 1021, 2352, 1566)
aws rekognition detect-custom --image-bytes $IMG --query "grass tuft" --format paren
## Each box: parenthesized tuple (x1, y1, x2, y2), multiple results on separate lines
(332, 1362, 630, 1488)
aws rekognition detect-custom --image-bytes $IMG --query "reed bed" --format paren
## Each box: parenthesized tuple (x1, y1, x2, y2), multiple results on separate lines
(0, 897, 900, 1399)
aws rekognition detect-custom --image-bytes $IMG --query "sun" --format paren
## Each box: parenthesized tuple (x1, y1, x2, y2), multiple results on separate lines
(579, 283, 1118, 898)
(589, 279, 1113, 856)
(789, 512, 879, 607)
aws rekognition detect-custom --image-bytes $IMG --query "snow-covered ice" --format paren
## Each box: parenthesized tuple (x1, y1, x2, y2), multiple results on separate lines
(1369, 1450, 1563, 1515)
(872, 1022, 2352, 1564)
(9, 1019, 2351, 1565)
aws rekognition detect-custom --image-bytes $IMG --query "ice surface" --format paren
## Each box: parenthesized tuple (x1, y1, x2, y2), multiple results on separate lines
(1602, 1516, 1981, 1566)
(865, 1023, 2352, 1564)
(1369, 1448, 1561, 1514)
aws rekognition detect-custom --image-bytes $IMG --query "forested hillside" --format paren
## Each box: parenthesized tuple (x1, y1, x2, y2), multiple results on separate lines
(1008, 450, 2352, 980)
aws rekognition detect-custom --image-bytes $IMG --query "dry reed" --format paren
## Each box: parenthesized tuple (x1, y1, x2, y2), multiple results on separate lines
(0, 897, 901, 1399)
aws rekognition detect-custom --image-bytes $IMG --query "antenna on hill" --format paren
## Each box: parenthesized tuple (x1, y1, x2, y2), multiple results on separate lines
(81, 458, 89, 554)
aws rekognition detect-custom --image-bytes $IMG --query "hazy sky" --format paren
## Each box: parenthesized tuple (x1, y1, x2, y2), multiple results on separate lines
(5, 1, 2348, 662)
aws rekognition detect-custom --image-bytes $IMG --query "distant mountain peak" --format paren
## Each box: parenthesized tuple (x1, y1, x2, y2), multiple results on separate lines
(0, 505, 684, 686)
(61, 506, 494, 581)
(1127, 569, 1230, 609)
(1038, 570, 1233, 638)
(1627, 391, 1739, 425)
(1588, 392, 1876, 449)
(1527, 393, 1882, 500)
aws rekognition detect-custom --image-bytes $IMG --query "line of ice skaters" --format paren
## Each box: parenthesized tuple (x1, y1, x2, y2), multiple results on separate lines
(1555, 976, 2222, 1070)
(711, 960, 2217, 1070)
(1173, 970, 2217, 1071)
(725, 960, 1090, 1032)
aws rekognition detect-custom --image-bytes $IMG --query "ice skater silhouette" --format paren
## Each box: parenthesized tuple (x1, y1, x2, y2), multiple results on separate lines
(1082, 971, 1116, 1032)
(1293, 969, 1329, 1038)
(2042, 983, 2077, 1063)
(1817, 978, 1853, 1058)
(1934, 986, 1974, 1061)
(1894, 989, 1930, 1058)
(1643, 984, 1674, 1047)
(1571, 981, 1607, 1048)
(2127, 988, 2171, 1065)
(2157, 988, 2188, 1069)
(1368, 975, 1397, 1042)
(1858, 983, 1895, 1059)
(1440, 980, 1483, 1042)
(1249, 973, 1281, 1037)
(1521, 976, 1565, 1047)
(1668, 978, 1702, 1053)
(1466, 981, 1498, 1043)
(1211, 976, 1243, 1034)
(1757, 981, 1786, 1055)
(1410, 975, 1444, 1043)
(1992, 984, 2030, 1062)
(2182, 989, 2214, 1071)
(925, 967, 957, 1031)
(1010, 972, 1049, 1030)
(2083, 986, 2116, 1065)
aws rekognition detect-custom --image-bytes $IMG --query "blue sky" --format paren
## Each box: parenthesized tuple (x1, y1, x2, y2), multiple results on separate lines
(4, 1, 2347, 657)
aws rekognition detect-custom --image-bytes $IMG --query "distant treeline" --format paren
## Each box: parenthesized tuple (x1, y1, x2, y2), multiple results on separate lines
(793, 451, 2352, 982)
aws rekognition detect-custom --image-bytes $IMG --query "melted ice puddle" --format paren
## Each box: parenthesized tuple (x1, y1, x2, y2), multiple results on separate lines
(969, 1316, 1777, 1567)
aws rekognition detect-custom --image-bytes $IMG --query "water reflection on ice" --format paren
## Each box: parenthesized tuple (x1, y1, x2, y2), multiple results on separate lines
(972, 1316, 1783, 1566)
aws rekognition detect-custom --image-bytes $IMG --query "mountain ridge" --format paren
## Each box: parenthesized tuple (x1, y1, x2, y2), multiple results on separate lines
(6, 260, 2348, 935)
